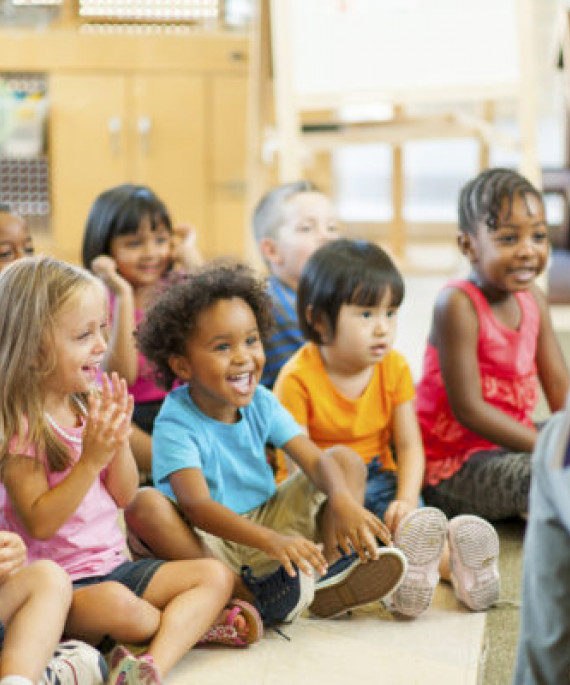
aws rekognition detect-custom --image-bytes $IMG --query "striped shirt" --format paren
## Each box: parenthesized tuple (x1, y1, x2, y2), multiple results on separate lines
(261, 276, 304, 388)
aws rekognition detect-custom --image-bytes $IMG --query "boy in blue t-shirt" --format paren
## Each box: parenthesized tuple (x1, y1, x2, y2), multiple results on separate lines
(125, 261, 407, 627)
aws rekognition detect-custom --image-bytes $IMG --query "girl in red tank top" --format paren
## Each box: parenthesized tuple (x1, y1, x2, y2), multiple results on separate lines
(416, 168, 569, 521)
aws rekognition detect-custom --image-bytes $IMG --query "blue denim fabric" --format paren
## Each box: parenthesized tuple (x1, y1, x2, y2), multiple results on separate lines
(364, 456, 423, 521)
(73, 558, 165, 598)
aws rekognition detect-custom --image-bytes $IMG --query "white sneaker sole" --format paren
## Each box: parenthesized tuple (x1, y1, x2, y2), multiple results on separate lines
(391, 507, 448, 617)
(310, 547, 407, 619)
(448, 515, 500, 611)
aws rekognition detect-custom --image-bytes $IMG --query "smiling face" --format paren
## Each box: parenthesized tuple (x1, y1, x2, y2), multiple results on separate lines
(262, 192, 340, 290)
(109, 214, 172, 289)
(0, 212, 34, 270)
(43, 283, 108, 402)
(170, 297, 266, 423)
(460, 192, 549, 298)
(317, 289, 398, 373)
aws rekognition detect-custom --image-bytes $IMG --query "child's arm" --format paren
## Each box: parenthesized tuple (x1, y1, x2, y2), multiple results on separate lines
(170, 467, 327, 577)
(0, 531, 27, 583)
(384, 399, 424, 533)
(283, 434, 392, 560)
(532, 284, 569, 412)
(91, 255, 138, 385)
(3, 377, 133, 540)
(434, 287, 537, 452)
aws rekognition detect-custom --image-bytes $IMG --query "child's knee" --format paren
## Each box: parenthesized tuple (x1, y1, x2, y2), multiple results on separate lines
(325, 445, 367, 480)
(190, 558, 234, 595)
(125, 486, 173, 530)
(27, 559, 72, 600)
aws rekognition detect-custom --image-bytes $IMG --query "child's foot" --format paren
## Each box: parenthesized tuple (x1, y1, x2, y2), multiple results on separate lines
(197, 598, 263, 646)
(241, 564, 315, 625)
(40, 639, 108, 685)
(107, 645, 161, 685)
(388, 507, 448, 618)
(309, 547, 407, 619)
(448, 515, 500, 611)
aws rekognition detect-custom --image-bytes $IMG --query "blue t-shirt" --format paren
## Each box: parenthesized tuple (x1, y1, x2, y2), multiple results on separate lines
(152, 384, 301, 514)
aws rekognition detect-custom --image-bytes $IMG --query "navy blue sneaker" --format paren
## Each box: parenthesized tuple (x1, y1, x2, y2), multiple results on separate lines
(241, 564, 315, 625)
(309, 547, 407, 619)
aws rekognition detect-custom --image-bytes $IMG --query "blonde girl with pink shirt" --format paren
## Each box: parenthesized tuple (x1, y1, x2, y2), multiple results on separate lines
(0, 256, 244, 684)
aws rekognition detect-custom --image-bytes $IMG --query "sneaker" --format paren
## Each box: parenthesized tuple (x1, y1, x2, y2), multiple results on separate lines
(240, 564, 315, 625)
(448, 514, 500, 611)
(40, 639, 108, 685)
(107, 645, 161, 685)
(309, 547, 407, 619)
(389, 507, 448, 618)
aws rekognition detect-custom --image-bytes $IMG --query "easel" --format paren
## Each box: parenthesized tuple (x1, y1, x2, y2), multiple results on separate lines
(247, 0, 540, 261)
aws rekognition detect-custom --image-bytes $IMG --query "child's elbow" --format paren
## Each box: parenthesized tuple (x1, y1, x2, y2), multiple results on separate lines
(24, 518, 58, 541)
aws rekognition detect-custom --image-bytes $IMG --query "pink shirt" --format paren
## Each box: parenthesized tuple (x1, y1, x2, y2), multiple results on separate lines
(1, 419, 128, 580)
(108, 291, 166, 403)
(415, 279, 540, 486)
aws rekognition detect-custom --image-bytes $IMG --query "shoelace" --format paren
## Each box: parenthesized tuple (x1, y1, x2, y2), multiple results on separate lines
(240, 566, 292, 641)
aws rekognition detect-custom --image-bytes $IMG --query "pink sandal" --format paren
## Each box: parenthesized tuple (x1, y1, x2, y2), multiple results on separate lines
(197, 599, 263, 647)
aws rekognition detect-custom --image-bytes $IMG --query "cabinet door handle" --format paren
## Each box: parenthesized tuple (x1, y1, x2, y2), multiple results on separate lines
(138, 116, 152, 155)
(107, 116, 122, 155)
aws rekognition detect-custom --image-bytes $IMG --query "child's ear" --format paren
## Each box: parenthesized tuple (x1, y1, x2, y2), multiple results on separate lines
(259, 237, 283, 266)
(457, 232, 477, 262)
(168, 354, 192, 382)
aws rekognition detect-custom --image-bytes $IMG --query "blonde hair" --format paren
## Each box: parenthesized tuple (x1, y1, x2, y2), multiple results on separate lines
(0, 256, 101, 473)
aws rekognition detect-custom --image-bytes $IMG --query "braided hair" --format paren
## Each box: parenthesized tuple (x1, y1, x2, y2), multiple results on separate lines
(458, 167, 542, 235)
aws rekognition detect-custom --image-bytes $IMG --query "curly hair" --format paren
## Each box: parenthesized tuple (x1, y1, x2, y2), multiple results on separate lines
(458, 167, 543, 235)
(136, 260, 274, 390)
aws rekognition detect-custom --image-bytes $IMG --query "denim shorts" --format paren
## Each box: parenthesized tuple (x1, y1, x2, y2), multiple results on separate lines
(364, 456, 424, 521)
(73, 559, 165, 598)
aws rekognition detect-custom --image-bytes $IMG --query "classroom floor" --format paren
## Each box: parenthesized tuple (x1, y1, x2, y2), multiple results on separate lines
(165, 587, 486, 685)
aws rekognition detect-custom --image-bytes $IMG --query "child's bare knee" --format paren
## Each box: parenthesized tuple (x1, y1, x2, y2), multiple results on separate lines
(325, 445, 367, 479)
(125, 486, 170, 530)
(27, 559, 72, 599)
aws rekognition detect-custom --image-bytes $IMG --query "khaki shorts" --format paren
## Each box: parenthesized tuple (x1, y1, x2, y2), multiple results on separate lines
(194, 471, 327, 576)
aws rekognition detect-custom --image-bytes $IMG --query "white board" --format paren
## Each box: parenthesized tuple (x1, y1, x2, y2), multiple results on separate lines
(281, 0, 520, 107)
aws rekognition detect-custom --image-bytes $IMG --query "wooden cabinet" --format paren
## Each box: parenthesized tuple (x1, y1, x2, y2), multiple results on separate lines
(50, 72, 206, 263)
(0, 28, 249, 263)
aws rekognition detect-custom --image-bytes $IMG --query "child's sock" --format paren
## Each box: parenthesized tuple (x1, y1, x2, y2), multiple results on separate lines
(0, 676, 34, 685)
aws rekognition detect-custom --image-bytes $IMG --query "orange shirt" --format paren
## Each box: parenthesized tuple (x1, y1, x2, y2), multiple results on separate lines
(274, 342, 415, 480)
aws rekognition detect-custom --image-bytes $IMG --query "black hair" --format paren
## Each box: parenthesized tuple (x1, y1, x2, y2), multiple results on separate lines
(458, 167, 543, 235)
(136, 260, 274, 390)
(82, 184, 172, 270)
(298, 239, 404, 344)
(0, 203, 11, 213)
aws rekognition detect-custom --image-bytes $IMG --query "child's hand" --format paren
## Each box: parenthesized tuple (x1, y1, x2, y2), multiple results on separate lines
(81, 372, 134, 472)
(266, 531, 328, 578)
(171, 223, 204, 271)
(91, 255, 131, 296)
(329, 495, 392, 561)
(384, 499, 416, 534)
(0, 531, 27, 582)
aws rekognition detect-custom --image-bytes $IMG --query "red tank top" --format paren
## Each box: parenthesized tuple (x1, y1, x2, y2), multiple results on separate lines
(415, 280, 540, 486)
